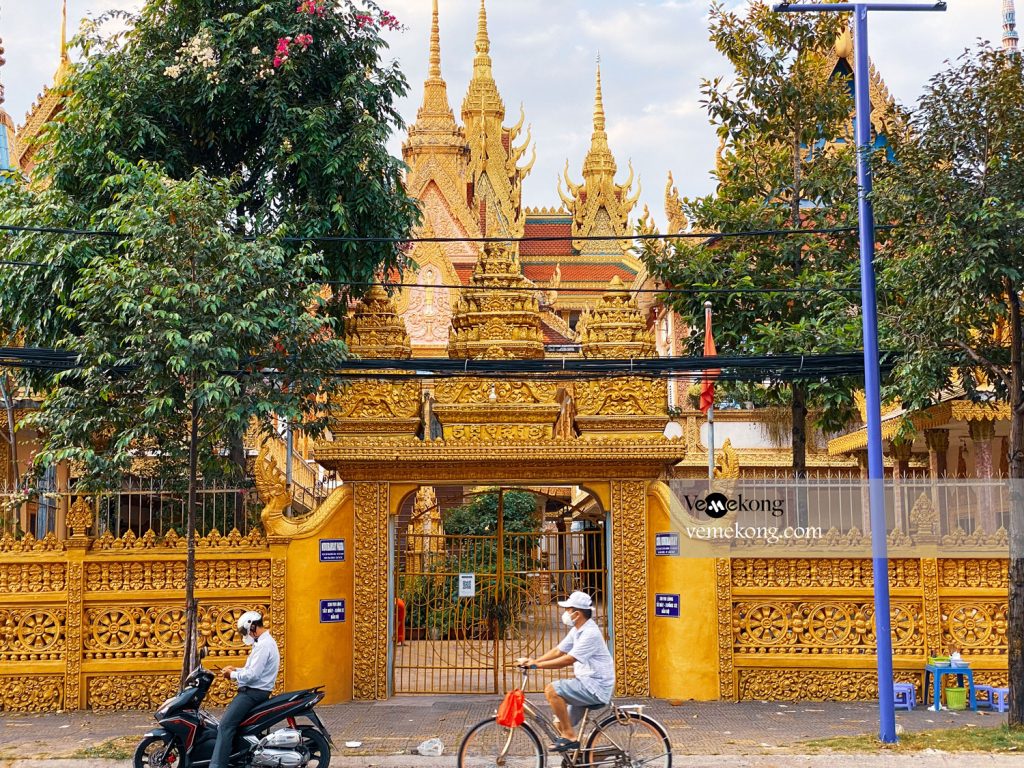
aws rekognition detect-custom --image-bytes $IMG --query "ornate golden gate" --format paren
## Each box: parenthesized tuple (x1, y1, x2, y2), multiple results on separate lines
(392, 489, 608, 694)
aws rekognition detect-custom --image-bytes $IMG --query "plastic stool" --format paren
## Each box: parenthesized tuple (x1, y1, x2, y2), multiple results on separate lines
(975, 685, 1009, 713)
(893, 681, 916, 711)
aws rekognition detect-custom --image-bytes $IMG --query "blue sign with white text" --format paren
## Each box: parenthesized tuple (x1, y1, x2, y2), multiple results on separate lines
(655, 593, 680, 618)
(655, 532, 680, 557)
(319, 538, 346, 562)
(319, 599, 346, 623)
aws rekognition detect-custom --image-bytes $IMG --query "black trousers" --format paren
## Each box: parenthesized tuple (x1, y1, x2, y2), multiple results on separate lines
(210, 687, 271, 768)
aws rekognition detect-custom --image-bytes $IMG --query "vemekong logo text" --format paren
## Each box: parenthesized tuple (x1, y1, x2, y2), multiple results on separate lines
(683, 492, 785, 520)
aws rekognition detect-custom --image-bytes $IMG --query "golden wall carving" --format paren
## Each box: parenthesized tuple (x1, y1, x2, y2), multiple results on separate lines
(352, 483, 389, 700)
(0, 535, 274, 712)
(716, 558, 736, 700)
(610, 480, 649, 696)
(0, 675, 64, 712)
(0, 562, 67, 592)
(86, 672, 236, 711)
(723, 557, 1009, 701)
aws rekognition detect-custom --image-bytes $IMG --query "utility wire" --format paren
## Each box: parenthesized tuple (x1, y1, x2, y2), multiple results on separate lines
(0, 346, 892, 382)
(0, 222, 895, 244)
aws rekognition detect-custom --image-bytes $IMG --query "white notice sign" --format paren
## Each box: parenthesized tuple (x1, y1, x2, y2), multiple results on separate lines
(458, 573, 476, 598)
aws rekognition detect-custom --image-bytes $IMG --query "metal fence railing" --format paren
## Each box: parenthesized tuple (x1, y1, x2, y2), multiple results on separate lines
(1, 478, 262, 539)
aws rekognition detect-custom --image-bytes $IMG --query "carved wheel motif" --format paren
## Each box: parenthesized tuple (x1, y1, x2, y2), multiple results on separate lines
(743, 604, 789, 645)
(17, 611, 60, 651)
(948, 605, 992, 646)
(93, 609, 136, 650)
(153, 608, 187, 649)
(808, 605, 853, 646)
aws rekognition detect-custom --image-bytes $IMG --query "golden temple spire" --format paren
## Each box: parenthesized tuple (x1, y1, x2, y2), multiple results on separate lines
(582, 58, 617, 183)
(473, 0, 493, 80)
(462, 0, 504, 123)
(460, 0, 532, 239)
(428, 0, 442, 79)
(61, 0, 70, 63)
(559, 58, 640, 252)
(402, 0, 469, 195)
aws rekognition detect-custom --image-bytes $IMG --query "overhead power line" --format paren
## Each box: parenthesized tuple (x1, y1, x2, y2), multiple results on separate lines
(0, 221, 895, 244)
(0, 346, 892, 382)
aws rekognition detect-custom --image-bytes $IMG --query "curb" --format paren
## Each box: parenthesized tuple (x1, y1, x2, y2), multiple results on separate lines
(5, 754, 1024, 768)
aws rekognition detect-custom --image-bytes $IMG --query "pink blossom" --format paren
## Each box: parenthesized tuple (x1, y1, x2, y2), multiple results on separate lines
(295, 33, 314, 50)
(296, 1, 325, 16)
(380, 11, 400, 30)
(355, 14, 375, 29)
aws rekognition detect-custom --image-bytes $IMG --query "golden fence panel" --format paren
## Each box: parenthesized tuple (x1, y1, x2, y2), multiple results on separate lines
(724, 557, 1009, 701)
(0, 526, 273, 713)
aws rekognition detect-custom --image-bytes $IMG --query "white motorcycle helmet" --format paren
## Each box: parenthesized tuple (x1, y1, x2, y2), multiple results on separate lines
(237, 610, 264, 646)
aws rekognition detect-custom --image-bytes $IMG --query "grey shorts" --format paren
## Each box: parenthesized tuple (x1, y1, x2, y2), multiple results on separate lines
(552, 678, 608, 726)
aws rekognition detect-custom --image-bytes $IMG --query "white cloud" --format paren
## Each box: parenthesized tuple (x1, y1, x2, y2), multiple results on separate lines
(1, 0, 1007, 227)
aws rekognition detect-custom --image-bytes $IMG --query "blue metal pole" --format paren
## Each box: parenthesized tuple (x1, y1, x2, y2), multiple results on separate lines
(851, 4, 897, 745)
(772, 0, 944, 744)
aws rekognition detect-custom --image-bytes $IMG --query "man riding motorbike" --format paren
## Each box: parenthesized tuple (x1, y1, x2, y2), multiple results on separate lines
(210, 611, 280, 768)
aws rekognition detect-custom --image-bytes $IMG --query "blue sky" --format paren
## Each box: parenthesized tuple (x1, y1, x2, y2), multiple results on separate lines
(0, 1, 1006, 224)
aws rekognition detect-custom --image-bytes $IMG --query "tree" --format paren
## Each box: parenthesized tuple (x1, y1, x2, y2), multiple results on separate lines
(874, 45, 1024, 726)
(640, 2, 864, 481)
(444, 490, 540, 537)
(23, 160, 350, 682)
(1, 0, 418, 350)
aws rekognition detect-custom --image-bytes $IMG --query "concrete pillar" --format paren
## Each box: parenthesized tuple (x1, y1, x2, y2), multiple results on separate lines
(968, 418, 997, 533)
(924, 429, 949, 533)
(856, 450, 871, 535)
(889, 439, 914, 534)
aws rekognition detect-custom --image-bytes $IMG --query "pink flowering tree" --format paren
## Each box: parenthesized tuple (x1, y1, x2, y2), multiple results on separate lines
(4, 0, 419, 346)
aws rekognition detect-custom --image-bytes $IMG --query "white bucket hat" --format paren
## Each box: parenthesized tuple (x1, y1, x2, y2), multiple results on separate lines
(557, 591, 593, 611)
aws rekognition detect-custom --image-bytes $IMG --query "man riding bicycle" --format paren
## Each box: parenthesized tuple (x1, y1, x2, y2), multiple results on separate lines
(517, 591, 614, 754)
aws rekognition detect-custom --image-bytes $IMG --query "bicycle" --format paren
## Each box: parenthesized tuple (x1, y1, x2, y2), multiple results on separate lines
(457, 666, 672, 767)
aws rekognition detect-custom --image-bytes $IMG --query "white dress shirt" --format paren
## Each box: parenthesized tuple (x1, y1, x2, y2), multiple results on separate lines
(231, 631, 280, 692)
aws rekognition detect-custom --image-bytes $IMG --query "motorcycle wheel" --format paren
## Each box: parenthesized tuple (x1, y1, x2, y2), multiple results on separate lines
(134, 735, 180, 768)
(300, 728, 330, 768)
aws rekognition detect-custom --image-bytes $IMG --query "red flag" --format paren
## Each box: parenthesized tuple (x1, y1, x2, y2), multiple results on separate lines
(700, 304, 718, 414)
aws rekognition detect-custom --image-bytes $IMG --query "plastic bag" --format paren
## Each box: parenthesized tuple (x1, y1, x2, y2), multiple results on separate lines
(496, 688, 525, 728)
(416, 738, 444, 757)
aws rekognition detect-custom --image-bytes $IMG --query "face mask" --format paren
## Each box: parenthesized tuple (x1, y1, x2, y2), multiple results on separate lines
(561, 611, 575, 627)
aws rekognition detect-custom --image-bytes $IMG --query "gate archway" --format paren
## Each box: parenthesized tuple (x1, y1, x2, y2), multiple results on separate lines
(392, 486, 608, 694)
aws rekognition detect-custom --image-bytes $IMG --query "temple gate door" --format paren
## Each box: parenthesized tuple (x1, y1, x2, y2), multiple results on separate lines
(392, 488, 608, 694)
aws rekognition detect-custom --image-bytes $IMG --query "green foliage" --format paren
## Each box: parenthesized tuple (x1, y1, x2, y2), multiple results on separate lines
(444, 490, 540, 536)
(875, 44, 1024, 462)
(1, 0, 418, 351)
(21, 160, 349, 489)
(639, 1, 864, 456)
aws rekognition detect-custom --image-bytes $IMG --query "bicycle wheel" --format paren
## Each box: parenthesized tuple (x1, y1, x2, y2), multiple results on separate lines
(584, 711, 671, 767)
(458, 717, 546, 768)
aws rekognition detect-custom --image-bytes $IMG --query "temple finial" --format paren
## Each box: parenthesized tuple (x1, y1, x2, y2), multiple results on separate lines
(1004, 0, 1019, 51)
(593, 57, 606, 133)
(429, 0, 442, 78)
(473, 0, 493, 79)
(61, 0, 69, 63)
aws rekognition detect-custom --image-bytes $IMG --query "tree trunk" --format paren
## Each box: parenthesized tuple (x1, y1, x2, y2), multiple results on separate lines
(181, 398, 201, 688)
(792, 382, 809, 527)
(1007, 287, 1024, 728)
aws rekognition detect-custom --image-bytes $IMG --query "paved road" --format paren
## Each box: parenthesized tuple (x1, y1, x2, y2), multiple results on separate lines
(0, 696, 1008, 760)
(8, 757, 1024, 768)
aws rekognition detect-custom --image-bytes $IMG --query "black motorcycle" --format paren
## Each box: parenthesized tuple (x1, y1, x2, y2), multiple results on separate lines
(134, 651, 332, 768)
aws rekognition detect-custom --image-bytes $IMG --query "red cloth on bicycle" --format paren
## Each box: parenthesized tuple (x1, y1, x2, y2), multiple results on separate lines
(496, 689, 525, 728)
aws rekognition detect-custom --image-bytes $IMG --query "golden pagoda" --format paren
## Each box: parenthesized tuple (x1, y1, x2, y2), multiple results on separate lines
(447, 241, 545, 361)
(17, 0, 72, 174)
(0, 21, 19, 178)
